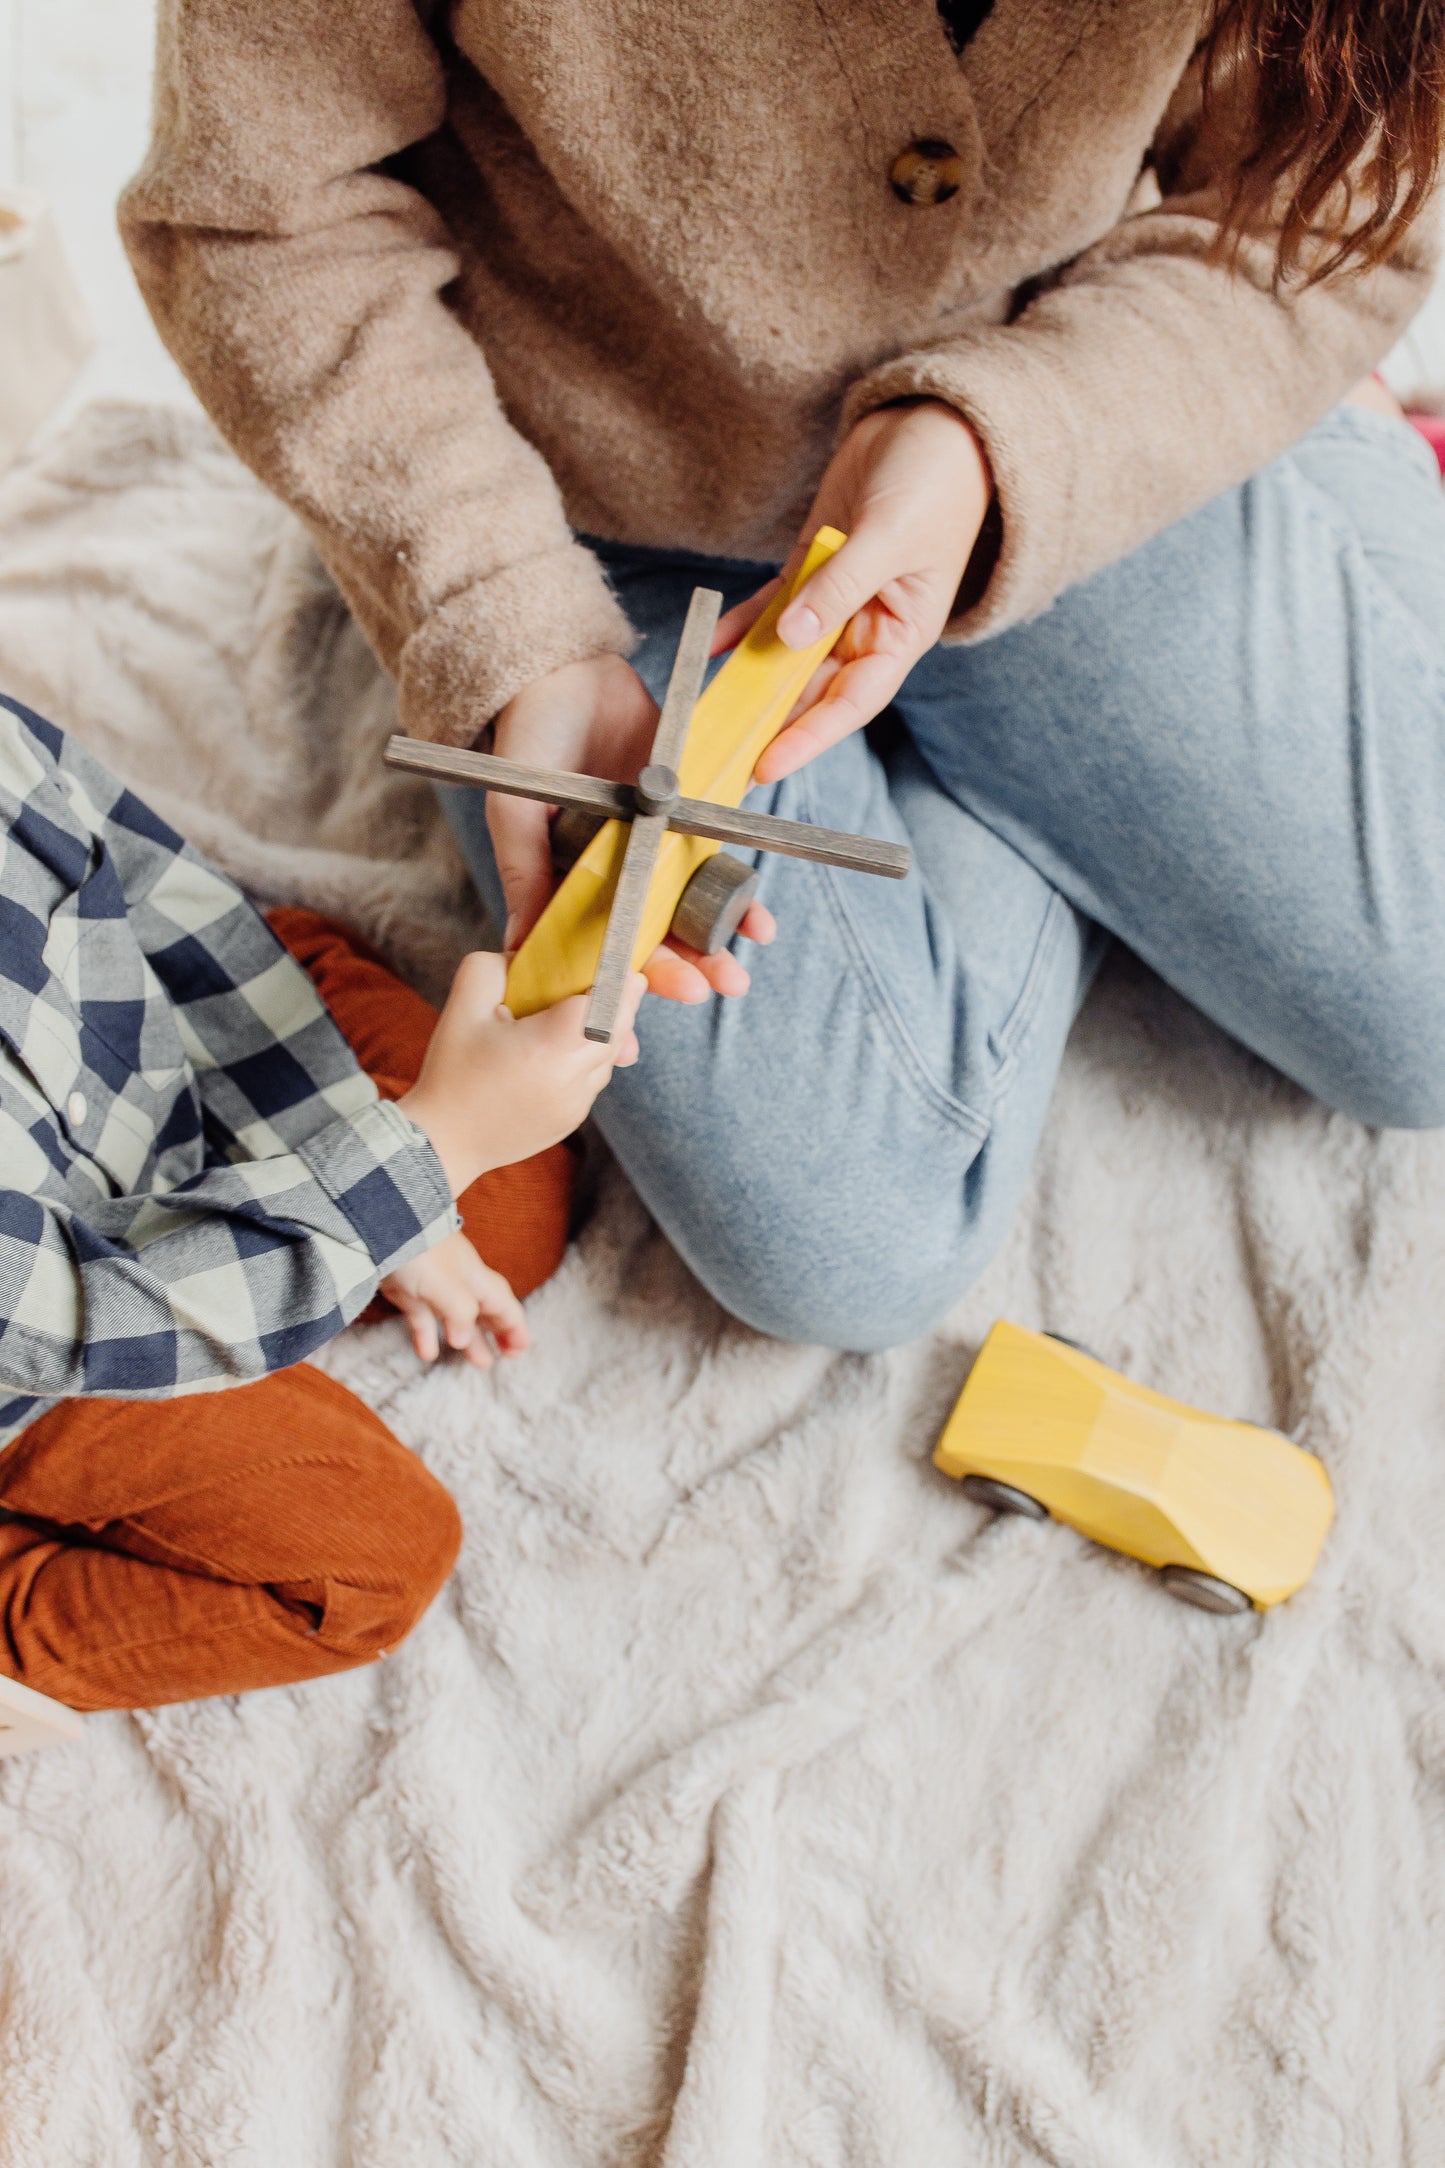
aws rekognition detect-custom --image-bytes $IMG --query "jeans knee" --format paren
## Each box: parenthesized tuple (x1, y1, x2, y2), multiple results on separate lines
(701, 1220, 977, 1353)
(1305, 967, 1445, 1131)
(1331, 1057, 1445, 1132)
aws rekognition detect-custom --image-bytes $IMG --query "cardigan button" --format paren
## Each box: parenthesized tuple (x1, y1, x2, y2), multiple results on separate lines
(889, 139, 964, 207)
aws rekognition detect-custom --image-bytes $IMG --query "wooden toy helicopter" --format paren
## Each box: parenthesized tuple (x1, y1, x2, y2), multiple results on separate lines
(935, 1322, 1335, 1611)
(384, 527, 910, 1041)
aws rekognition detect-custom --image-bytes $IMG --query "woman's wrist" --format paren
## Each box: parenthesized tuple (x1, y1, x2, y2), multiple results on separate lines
(893, 399, 998, 617)
(880, 394, 991, 467)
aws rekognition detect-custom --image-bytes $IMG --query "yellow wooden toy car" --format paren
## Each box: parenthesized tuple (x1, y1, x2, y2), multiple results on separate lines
(934, 1321, 1335, 1611)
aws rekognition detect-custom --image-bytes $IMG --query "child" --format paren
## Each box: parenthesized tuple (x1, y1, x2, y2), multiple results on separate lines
(0, 693, 643, 1713)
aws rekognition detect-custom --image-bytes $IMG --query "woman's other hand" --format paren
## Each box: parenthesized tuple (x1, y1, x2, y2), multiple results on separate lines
(487, 655, 777, 999)
(714, 399, 994, 784)
(488, 654, 659, 952)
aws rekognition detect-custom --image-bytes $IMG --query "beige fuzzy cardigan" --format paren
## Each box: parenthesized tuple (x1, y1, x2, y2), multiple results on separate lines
(121, 0, 1436, 749)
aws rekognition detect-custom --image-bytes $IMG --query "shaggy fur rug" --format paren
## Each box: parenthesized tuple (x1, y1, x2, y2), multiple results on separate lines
(0, 405, 1443, 2167)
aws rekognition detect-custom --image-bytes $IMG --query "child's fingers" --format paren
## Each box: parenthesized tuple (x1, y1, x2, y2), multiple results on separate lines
(439, 1295, 484, 1351)
(589, 976, 646, 1070)
(530, 972, 645, 1051)
(413, 1312, 441, 1362)
(460, 1327, 496, 1371)
(390, 1289, 441, 1364)
(461, 1248, 528, 1346)
(737, 901, 776, 946)
(449, 948, 510, 1012)
(525, 991, 595, 1047)
(408, 1260, 487, 1353)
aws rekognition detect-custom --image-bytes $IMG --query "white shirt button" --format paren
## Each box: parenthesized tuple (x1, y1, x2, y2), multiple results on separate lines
(66, 1091, 87, 1128)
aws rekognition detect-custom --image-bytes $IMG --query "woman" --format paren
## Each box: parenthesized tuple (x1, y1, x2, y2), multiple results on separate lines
(122, 1, 1445, 1350)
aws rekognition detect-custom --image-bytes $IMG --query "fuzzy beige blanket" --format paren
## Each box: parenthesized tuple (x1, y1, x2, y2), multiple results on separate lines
(0, 404, 1442, 2168)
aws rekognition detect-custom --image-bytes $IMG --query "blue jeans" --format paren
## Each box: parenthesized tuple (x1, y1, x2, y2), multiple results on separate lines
(441, 408, 1445, 1351)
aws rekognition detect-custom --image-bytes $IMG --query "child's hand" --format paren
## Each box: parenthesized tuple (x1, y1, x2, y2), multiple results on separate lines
(379, 1230, 528, 1369)
(713, 399, 994, 783)
(399, 952, 645, 1197)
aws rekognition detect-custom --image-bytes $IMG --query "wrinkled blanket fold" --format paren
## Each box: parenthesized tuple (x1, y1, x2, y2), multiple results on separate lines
(0, 404, 1441, 2167)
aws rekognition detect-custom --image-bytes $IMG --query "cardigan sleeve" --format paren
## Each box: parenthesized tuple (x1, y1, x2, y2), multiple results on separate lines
(119, 0, 634, 746)
(842, 49, 1441, 641)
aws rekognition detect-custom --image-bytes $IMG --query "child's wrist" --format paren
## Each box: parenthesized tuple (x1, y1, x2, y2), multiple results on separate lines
(396, 1086, 492, 1197)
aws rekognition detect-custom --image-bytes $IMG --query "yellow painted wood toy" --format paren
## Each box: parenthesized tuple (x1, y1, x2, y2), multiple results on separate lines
(385, 527, 910, 1041)
(935, 1321, 1335, 1611)
(503, 527, 861, 1023)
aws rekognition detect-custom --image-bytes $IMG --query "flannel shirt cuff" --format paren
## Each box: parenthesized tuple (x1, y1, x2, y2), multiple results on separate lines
(296, 1100, 458, 1278)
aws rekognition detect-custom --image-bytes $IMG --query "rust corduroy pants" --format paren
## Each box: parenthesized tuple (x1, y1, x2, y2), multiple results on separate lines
(0, 910, 575, 1713)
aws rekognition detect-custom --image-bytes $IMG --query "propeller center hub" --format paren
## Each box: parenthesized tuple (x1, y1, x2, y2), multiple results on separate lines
(634, 764, 681, 817)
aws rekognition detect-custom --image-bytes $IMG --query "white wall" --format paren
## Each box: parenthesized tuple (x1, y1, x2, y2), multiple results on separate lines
(0, 1, 19, 186)
(1, 0, 194, 410)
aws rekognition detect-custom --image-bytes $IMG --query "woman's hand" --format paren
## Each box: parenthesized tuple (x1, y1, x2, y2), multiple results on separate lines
(714, 399, 994, 784)
(379, 1230, 528, 1370)
(488, 654, 660, 951)
(488, 655, 777, 1000)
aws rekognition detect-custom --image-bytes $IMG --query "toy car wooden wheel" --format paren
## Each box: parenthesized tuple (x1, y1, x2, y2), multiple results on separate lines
(961, 1473, 1049, 1521)
(1158, 1565, 1253, 1615)
(669, 854, 759, 954)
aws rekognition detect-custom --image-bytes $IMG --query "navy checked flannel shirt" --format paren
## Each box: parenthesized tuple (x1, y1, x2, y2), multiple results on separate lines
(0, 696, 458, 1452)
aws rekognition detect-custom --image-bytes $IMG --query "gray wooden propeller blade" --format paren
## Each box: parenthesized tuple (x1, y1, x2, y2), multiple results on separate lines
(668, 796, 909, 878)
(384, 737, 631, 819)
(582, 806, 668, 1043)
(383, 736, 908, 881)
(651, 586, 721, 771)
(583, 585, 723, 1044)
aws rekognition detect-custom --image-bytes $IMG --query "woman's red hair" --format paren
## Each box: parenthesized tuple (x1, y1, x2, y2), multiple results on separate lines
(1204, 0, 1445, 282)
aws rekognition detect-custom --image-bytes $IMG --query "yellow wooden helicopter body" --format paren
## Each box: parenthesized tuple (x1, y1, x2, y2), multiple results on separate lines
(505, 527, 847, 1018)
(935, 1322, 1335, 1607)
